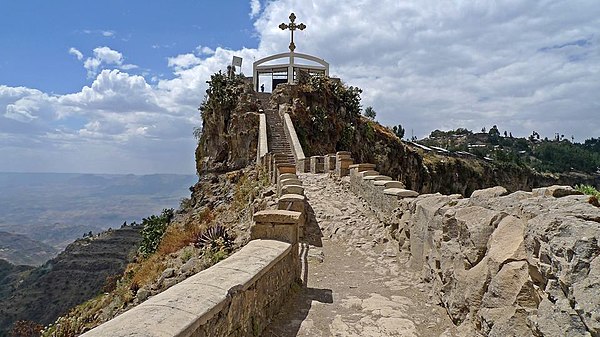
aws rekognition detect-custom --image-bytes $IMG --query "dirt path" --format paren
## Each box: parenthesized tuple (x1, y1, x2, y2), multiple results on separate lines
(263, 173, 459, 337)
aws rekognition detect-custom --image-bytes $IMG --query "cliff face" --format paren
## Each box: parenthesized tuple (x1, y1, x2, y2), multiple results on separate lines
(270, 76, 597, 196)
(0, 226, 141, 335)
(195, 73, 260, 174)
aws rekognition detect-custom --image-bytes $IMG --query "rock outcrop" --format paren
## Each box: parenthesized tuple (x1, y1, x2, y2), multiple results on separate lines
(390, 186, 599, 336)
(195, 74, 260, 174)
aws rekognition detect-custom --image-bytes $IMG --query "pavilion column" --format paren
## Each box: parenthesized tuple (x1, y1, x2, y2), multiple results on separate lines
(288, 52, 295, 84)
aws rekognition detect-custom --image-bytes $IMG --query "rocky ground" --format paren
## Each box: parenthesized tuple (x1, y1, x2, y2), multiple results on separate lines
(264, 173, 465, 337)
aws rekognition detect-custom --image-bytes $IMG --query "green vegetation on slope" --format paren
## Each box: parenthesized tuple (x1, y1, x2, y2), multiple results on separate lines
(421, 128, 600, 174)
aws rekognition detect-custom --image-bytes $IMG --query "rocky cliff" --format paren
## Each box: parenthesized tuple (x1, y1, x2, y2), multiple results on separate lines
(389, 185, 599, 336)
(269, 76, 597, 195)
(0, 225, 141, 336)
(195, 73, 260, 174)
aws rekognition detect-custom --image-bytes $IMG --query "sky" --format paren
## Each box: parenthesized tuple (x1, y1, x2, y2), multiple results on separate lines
(1, 0, 599, 174)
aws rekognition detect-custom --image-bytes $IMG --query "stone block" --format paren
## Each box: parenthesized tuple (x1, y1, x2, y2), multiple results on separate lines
(383, 188, 419, 198)
(324, 154, 337, 172)
(363, 175, 392, 181)
(336, 151, 352, 158)
(348, 163, 376, 171)
(252, 210, 301, 244)
(373, 180, 405, 188)
(310, 156, 325, 173)
(281, 185, 304, 196)
(280, 178, 302, 187)
(253, 210, 301, 224)
(360, 170, 379, 177)
(251, 222, 299, 244)
(278, 178, 302, 196)
(278, 194, 306, 211)
(278, 173, 297, 181)
(296, 158, 309, 173)
(277, 194, 306, 238)
(335, 157, 354, 177)
(276, 163, 296, 175)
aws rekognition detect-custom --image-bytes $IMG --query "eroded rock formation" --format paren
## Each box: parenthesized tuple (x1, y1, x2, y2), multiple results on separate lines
(390, 185, 599, 336)
(195, 74, 260, 174)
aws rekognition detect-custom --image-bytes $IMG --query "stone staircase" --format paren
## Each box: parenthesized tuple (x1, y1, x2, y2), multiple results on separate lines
(258, 94, 295, 165)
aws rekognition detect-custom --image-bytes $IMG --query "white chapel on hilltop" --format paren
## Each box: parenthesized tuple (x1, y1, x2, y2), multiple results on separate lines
(252, 12, 329, 92)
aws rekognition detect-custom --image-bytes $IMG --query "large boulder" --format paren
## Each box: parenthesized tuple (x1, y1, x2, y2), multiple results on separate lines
(399, 184, 600, 336)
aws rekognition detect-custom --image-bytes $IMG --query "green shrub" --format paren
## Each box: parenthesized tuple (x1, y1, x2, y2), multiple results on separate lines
(138, 209, 175, 258)
(575, 184, 600, 197)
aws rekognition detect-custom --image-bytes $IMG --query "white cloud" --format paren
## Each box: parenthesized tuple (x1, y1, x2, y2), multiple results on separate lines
(93, 46, 123, 65)
(81, 29, 116, 38)
(253, 0, 600, 140)
(167, 54, 202, 71)
(68, 47, 83, 61)
(77, 46, 139, 78)
(195, 45, 215, 55)
(2, 0, 599, 174)
(250, 0, 261, 18)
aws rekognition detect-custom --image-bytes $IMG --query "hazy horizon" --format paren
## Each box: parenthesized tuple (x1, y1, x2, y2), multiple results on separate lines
(0, 172, 197, 250)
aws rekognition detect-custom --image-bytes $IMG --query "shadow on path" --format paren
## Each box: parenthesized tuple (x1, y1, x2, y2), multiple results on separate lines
(303, 200, 323, 247)
(263, 286, 333, 337)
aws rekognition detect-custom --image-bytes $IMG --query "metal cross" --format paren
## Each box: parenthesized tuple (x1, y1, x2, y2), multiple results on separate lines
(279, 12, 306, 52)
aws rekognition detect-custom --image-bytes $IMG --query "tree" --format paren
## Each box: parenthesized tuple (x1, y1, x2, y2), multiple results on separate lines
(364, 106, 376, 119)
(488, 125, 501, 145)
(392, 124, 405, 139)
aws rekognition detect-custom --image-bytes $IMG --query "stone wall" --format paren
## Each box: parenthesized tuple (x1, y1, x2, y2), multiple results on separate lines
(80, 240, 296, 337)
(280, 104, 308, 172)
(347, 160, 600, 337)
(257, 113, 268, 161)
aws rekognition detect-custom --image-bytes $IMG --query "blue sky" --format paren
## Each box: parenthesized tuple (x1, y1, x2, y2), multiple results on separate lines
(0, 1, 258, 94)
(1, 0, 599, 174)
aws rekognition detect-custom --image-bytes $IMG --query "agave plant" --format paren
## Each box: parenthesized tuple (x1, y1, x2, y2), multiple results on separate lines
(194, 225, 233, 252)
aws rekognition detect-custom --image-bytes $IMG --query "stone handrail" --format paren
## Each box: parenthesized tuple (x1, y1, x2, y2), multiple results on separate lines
(81, 239, 295, 337)
(279, 104, 307, 172)
(257, 113, 268, 162)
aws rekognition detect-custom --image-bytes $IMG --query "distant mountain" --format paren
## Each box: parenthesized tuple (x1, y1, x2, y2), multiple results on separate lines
(0, 225, 142, 335)
(0, 172, 196, 249)
(0, 231, 58, 266)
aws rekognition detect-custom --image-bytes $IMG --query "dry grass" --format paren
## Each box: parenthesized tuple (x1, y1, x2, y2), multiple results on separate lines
(129, 255, 165, 291)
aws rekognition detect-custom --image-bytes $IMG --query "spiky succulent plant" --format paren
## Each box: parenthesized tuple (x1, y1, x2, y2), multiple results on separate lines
(194, 225, 233, 252)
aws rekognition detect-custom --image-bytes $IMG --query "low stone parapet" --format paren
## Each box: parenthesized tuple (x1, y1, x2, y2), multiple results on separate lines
(347, 162, 419, 224)
(80, 239, 296, 337)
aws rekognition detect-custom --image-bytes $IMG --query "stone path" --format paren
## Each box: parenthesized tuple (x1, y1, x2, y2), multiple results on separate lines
(263, 173, 459, 337)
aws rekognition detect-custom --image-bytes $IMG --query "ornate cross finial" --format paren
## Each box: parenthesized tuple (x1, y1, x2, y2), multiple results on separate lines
(279, 12, 306, 52)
